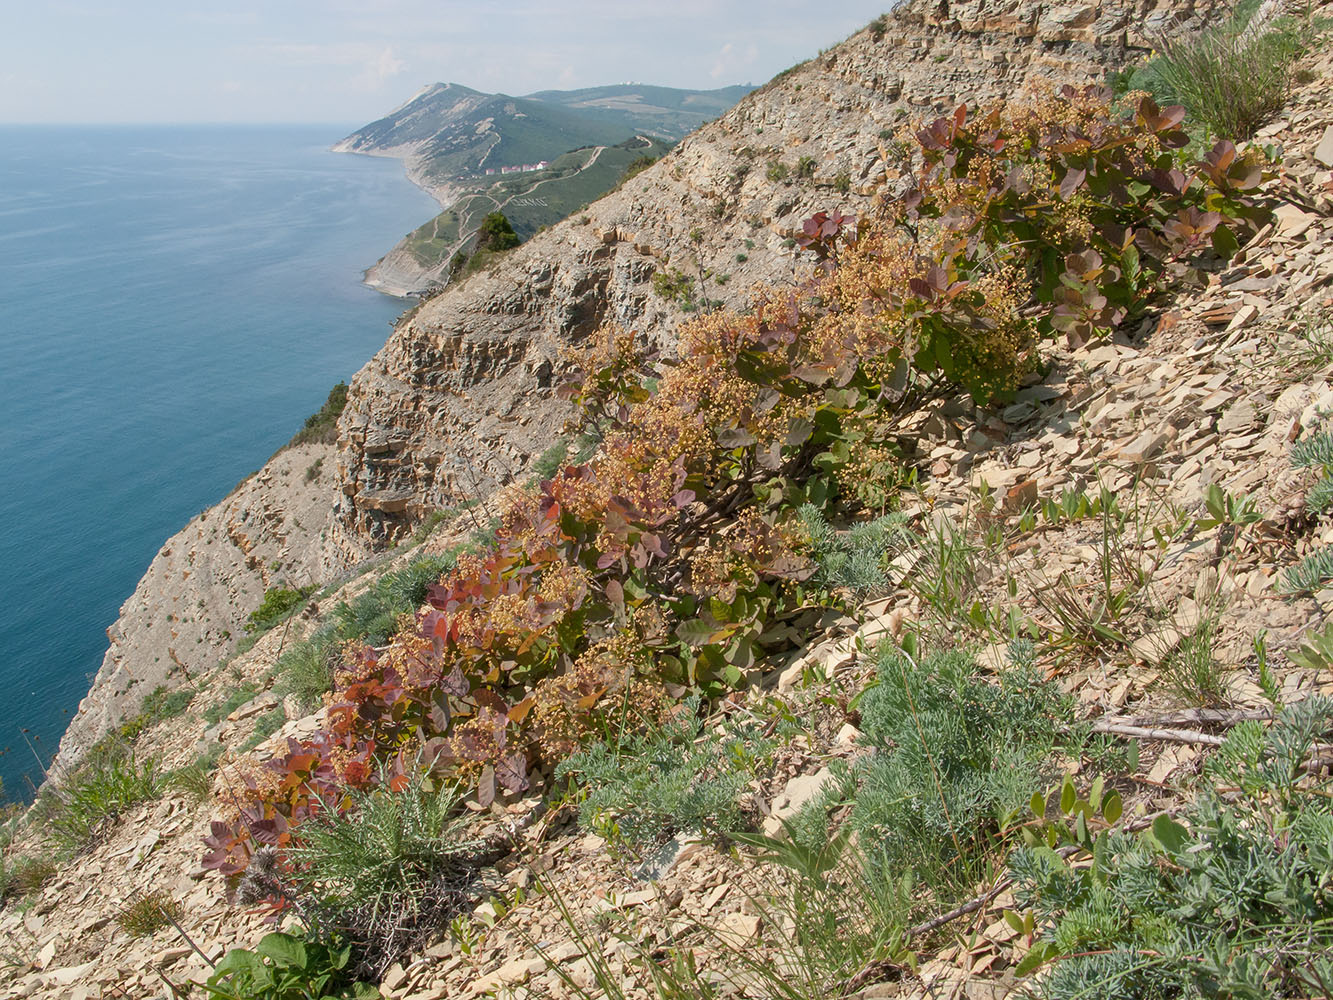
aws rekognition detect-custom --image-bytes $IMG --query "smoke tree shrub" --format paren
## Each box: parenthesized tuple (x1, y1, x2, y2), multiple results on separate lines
(203, 87, 1270, 891)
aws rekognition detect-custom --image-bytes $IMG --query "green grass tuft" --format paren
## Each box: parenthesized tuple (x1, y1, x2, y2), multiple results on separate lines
(117, 888, 183, 937)
(1113, 1, 1306, 139)
(46, 746, 162, 854)
(786, 646, 1069, 918)
(555, 697, 774, 854)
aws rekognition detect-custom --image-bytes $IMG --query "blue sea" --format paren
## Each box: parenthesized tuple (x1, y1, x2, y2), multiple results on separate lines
(0, 125, 438, 802)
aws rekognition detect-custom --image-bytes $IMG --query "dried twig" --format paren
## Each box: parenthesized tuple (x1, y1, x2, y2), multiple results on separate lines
(1105, 708, 1272, 728)
(1089, 721, 1228, 746)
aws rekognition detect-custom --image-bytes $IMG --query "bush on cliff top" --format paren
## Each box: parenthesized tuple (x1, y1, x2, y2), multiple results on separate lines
(202, 88, 1271, 897)
(474, 211, 520, 253)
(1112, 0, 1308, 140)
(287, 381, 349, 449)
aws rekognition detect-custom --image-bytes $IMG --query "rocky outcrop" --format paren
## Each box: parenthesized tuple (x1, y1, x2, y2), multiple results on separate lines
(363, 243, 452, 298)
(331, 0, 1231, 549)
(54, 444, 344, 773)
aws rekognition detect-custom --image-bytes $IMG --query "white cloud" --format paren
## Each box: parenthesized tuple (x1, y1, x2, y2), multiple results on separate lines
(354, 46, 407, 91)
(710, 40, 758, 81)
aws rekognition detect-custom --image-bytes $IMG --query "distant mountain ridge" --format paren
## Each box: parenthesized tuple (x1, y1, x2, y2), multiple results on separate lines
(333, 81, 753, 192)
(333, 80, 754, 294)
(521, 83, 755, 138)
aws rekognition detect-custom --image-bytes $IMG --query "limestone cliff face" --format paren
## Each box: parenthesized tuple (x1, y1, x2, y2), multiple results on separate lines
(56, 444, 340, 770)
(331, 0, 1227, 549)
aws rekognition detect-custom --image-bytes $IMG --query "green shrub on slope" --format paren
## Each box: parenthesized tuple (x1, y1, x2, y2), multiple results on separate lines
(1012, 698, 1333, 999)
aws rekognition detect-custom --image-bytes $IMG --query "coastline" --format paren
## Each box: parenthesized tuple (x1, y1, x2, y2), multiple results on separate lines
(330, 142, 466, 297)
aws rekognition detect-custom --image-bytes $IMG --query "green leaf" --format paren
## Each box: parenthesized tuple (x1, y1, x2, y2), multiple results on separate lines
(256, 932, 307, 970)
(1030, 790, 1046, 819)
(1093, 830, 1109, 877)
(725, 636, 755, 671)
(211, 948, 263, 981)
(1089, 775, 1104, 812)
(1004, 910, 1028, 934)
(1102, 790, 1123, 825)
(1121, 242, 1140, 283)
(676, 618, 722, 648)
(900, 631, 918, 660)
(708, 596, 735, 623)
(1151, 814, 1190, 855)
(1059, 775, 1076, 814)
(1211, 224, 1240, 258)
(1015, 941, 1060, 976)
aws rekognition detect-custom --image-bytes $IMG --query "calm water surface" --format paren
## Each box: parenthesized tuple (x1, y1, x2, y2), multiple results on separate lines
(0, 125, 437, 800)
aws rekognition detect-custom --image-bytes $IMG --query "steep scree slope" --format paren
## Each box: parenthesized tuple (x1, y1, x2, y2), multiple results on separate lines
(55, 0, 1222, 777)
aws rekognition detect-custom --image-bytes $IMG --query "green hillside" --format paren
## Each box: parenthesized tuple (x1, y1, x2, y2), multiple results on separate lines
(337, 82, 752, 187)
(494, 135, 670, 239)
(341, 80, 751, 293)
(395, 135, 670, 277)
(522, 83, 754, 139)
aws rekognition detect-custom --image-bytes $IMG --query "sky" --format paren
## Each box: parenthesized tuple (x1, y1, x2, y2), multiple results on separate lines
(0, 1, 895, 125)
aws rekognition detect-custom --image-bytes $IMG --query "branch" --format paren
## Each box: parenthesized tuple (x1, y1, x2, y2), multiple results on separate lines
(1102, 708, 1272, 728)
(1089, 722, 1228, 746)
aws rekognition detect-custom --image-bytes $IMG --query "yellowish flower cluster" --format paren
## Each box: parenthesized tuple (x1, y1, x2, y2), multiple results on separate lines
(687, 507, 794, 601)
(536, 560, 590, 609)
(834, 439, 901, 512)
(558, 325, 642, 376)
(377, 626, 438, 690)
(453, 592, 532, 648)
(495, 479, 542, 537)
(442, 714, 503, 784)
(530, 628, 660, 757)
